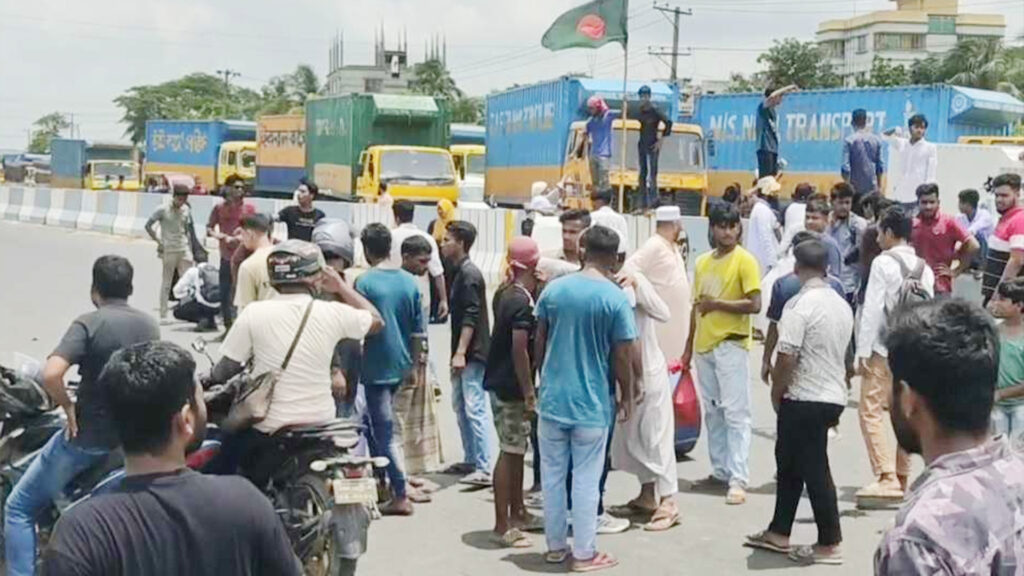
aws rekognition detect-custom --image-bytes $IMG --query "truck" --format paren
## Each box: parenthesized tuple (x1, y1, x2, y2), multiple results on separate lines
(888, 142, 1024, 212)
(688, 84, 1024, 198)
(144, 120, 257, 191)
(305, 93, 455, 202)
(256, 114, 305, 197)
(485, 77, 708, 213)
(51, 139, 139, 190)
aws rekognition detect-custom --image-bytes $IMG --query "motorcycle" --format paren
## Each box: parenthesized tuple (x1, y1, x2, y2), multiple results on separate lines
(191, 339, 386, 576)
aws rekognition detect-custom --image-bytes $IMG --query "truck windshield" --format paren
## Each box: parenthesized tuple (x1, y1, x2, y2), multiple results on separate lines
(381, 150, 454, 182)
(466, 154, 485, 177)
(94, 162, 139, 179)
(611, 131, 703, 173)
(241, 151, 256, 169)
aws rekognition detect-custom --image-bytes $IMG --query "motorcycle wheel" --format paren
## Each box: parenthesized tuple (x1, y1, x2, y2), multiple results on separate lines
(287, 474, 339, 576)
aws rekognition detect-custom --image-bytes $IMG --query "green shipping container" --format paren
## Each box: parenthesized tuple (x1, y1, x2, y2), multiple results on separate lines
(305, 93, 451, 196)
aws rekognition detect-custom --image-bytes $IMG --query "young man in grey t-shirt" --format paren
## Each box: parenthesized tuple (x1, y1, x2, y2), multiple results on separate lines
(145, 189, 193, 320)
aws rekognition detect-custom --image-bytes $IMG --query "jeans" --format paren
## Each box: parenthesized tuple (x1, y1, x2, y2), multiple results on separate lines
(859, 353, 911, 479)
(589, 155, 611, 191)
(451, 360, 494, 473)
(365, 384, 407, 499)
(694, 340, 751, 488)
(218, 258, 235, 328)
(5, 431, 108, 576)
(770, 400, 844, 546)
(992, 403, 1024, 450)
(539, 418, 608, 561)
(160, 251, 191, 317)
(637, 142, 660, 209)
(173, 297, 218, 325)
(566, 407, 614, 515)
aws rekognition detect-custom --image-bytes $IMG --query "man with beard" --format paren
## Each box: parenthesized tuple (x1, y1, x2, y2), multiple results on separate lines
(982, 173, 1024, 305)
(875, 300, 1024, 575)
(42, 341, 301, 575)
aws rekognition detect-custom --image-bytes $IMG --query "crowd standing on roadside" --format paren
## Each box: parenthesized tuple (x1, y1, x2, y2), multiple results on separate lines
(14, 117, 1024, 576)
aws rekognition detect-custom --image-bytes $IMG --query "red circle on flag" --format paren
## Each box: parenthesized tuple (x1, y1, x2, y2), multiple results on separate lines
(577, 14, 607, 40)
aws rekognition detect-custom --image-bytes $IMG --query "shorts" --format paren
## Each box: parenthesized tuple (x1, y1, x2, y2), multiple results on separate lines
(490, 392, 530, 455)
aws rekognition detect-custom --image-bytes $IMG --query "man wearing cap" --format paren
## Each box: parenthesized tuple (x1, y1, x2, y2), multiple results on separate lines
(484, 237, 543, 548)
(744, 177, 781, 278)
(636, 85, 673, 213)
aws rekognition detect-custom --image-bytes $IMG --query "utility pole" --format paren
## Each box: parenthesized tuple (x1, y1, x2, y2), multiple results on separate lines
(651, 2, 692, 83)
(216, 69, 241, 91)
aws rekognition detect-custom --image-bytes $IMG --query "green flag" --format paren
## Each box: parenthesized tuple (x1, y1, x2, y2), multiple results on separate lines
(541, 0, 629, 51)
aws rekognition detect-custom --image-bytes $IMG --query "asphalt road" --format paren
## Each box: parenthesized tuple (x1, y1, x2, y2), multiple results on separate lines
(0, 221, 917, 575)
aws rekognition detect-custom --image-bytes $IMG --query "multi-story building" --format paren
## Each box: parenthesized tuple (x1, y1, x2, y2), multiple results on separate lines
(816, 0, 1005, 86)
(325, 29, 447, 96)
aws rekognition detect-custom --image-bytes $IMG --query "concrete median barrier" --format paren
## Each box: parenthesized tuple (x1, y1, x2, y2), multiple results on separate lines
(3, 187, 24, 221)
(18, 188, 49, 224)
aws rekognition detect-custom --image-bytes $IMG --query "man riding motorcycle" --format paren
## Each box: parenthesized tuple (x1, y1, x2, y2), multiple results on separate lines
(205, 239, 383, 481)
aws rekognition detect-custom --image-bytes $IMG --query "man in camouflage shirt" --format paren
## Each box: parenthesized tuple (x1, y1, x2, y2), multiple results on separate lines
(876, 299, 1024, 575)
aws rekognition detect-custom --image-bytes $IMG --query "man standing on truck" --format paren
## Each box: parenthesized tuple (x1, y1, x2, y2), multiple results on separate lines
(636, 85, 673, 213)
(883, 114, 937, 213)
(756, 85, 798, 178)
(580, 97, 616, 192)
(841, 109, 884, 202)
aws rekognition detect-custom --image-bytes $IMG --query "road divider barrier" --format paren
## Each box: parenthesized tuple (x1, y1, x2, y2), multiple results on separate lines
(0, 185, 718, 283)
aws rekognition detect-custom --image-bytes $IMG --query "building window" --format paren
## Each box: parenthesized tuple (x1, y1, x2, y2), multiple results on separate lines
(928, 15, 956, 35)
(364, 78, 383, 93)
(821, 40, 845, 58)
(856, 35, 868, 54)
(874, 33, 924, 51)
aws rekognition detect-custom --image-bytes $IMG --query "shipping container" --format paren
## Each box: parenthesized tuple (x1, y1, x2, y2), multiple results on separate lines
(451, 123, 485, 145)
(256, 114, 306, 196)
(305, 94, 450, 196)
(485, 77, 681, 204)
(51, 140, 137, 188)
(688, 84, 1024, 197)
(145, 120, 256, 187)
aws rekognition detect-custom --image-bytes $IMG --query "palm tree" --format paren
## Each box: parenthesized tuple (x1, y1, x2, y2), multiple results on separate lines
(943, 38, 1021, 98)
(411, 59, 463, 102)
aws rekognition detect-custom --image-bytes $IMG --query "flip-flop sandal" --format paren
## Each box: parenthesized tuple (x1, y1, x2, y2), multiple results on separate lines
(743, 531, 790, 554)
(516, 513, 546, 533)
(492, 528, 532, 549)
(545, 549, 569, 564)
(408, 489, 432, 504)
(572, 552, 619, 573)
(643, 509, 680, 532)
(788, 545, 843, 565)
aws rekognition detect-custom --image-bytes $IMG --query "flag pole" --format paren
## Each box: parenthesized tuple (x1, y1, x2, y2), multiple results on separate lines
(618, 41, 629, 214)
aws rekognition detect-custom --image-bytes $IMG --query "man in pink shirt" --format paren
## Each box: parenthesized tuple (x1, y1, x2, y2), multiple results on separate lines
(911, 184, 979, 296)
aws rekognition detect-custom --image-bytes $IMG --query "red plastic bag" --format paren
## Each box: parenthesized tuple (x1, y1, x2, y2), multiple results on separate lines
(670, 361, 702, 457)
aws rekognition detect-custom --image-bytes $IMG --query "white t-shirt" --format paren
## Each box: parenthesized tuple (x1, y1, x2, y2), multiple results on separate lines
(220, 293, 373, 433)
(234, 245, 277, 310)
(776, 278, 854, 406)
(388, 223, 443, 319)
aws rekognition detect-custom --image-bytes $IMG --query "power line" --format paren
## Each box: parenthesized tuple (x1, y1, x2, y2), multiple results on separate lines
(651, 2, 693, 82)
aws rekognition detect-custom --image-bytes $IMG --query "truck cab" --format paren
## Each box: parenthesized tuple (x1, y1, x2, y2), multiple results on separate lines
(356, 145, 459, 203)
(85, 160, 141, 190)
(218, 141, 257, 187)
(451, 144, 486, 203)
(561, 119, 707, 213)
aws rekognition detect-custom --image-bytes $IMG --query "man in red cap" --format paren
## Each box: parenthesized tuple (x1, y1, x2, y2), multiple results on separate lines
(483, 236, 544, 548)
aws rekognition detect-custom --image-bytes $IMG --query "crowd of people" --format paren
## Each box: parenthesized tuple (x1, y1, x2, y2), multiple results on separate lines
(7, 139, 1024, 575)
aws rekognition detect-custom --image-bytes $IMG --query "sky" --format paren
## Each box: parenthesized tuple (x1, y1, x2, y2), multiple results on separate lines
(0, 0, 1021, 150)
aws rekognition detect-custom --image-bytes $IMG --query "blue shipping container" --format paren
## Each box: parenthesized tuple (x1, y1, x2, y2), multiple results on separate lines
(145, 120, 256, 171)
(486, 77, 680, 202)
(690, 84, 1024, 196)
(50, 139, 87, 179)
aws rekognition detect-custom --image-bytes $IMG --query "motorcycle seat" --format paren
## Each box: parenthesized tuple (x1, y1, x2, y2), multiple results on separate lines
(274, 419, 361, 448)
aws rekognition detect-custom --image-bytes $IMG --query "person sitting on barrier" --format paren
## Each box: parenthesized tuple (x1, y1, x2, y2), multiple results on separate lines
(172, 262, 221, 332)
(205, 240, 383, 483)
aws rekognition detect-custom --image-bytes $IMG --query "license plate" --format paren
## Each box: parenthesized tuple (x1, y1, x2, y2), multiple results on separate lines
(332, 477, 378, 505)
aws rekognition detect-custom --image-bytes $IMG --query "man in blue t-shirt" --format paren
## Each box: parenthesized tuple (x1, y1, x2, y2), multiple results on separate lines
(756, 85, 798, 178)
(534, 225, 637, 572)
(581, 97, 618, 192)
(354, 223, 424, 516)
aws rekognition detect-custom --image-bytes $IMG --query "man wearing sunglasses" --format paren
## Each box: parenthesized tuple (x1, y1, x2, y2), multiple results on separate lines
(206, 182, 255, 332)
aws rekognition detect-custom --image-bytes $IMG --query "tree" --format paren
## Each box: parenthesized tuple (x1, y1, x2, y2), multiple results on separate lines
(908, 55, 943, 85)
(410, 59, 463, 101)
(259, 65, 321, 115)
(452, 97, 483, 124)
(726, 72, 762, 93)
(941, 38, 1021, 97)
(28, 112, 70, 153)
(756, 38, 841, 90)
(864, 56, 908, 87)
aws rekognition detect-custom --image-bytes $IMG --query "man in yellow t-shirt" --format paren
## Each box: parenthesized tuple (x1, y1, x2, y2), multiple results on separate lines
(234, 214, 278, 312)
(681, 204, 762, 506)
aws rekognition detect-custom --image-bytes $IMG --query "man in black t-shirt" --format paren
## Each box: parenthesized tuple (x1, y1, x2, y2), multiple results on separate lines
(277, 179, 325, 241)
(440, 220, 494, 486)
(483, 237, 542, 548)
(5, 256, 160, 576)
(41, 341, 301, 576)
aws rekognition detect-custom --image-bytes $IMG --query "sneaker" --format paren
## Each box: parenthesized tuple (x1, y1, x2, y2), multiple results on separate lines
(595, 513, 630, 534)
(855, 480, 903, 499)
(458, 471, 493, 487)
(827, 427, 839, 440)
(726, 486, 747, 505)
(689, 475, 729, 492)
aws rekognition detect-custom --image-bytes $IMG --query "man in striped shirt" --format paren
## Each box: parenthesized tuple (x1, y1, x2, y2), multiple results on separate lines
(982, 174, 1024, 305)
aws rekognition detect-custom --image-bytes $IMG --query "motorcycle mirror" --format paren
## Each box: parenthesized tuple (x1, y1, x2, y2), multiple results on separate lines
(309, 460, 328, 473)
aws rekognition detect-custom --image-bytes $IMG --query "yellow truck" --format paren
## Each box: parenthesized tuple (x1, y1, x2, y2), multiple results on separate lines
(85, 160, 142, 190)
(561, 120, 707, 211)
(355, 145, 459, 203)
